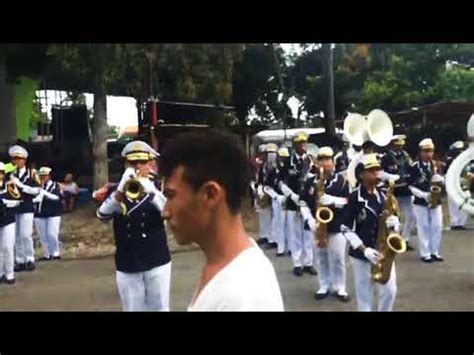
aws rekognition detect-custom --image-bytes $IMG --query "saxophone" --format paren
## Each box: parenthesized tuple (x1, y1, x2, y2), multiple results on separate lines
(315, 167, 334, 248)
(371, 180, 407, 284)
(428, 160, 443, 209)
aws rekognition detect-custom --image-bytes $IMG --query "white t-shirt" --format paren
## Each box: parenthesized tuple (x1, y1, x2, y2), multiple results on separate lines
(188, 240, 284, 312)
(62, 182, 78, 194)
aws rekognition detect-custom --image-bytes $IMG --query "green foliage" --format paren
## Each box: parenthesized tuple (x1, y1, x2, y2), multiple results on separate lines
(434, 67, 474, 101)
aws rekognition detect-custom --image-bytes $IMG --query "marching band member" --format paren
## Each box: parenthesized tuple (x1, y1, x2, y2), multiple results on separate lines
(334, 141, 350, 175)
(34, 167, 63, 261)
(279, 132, 316, 277)
(255, 143, 277, 248)
(0, 162, 21, 285)
(7, 145, 41, 272)
(409, 138, 445, 263)
(381, 135, 416, 250)
(96, 141, 171, 311)
(444, 141, 468, 230)
(340, 154, 401, 311)
(264, 146, 292, 256)
(300, 147, 351, 302)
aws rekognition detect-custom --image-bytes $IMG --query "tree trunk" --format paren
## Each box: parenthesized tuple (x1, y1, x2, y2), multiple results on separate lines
(92, 74, 109, 189)
(0, 59, 17, 151)
(322, 43, 336, 135)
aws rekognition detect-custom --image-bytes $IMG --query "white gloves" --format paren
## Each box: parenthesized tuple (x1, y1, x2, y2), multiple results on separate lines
(276, 195, 286, 206)
(117, 167, 137, 193)
(364, 247, 381, 265)
(431, 174, 444, 184)
(319, 194, 348, 208)
(32, 190, 45, 203)
(2, 199, 20, 208)
(257, 185, 265, 199)
(409, 186, 431, 201)
(139, 178, 157, 195)
(10, 177, 24, 189)
(42, 190, 60, 201)
(377, 171, 400, 182)
(340, 224, 363, 249)
(386, 215, 400, 231)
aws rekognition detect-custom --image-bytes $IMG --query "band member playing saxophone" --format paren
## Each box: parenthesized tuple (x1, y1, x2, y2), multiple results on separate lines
(340, 154, 401, 311)
(409, 138, 445, 263)
(299, 147, 351, 302)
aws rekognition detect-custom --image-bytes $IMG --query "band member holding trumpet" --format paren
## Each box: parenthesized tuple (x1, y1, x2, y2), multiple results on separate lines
(96, 141, 171, 311)
(7, 145, 41, 272)
(381, 135, 416, 250)
(340, 154, 402, 311)
(299, 147, 351, 302)
(279, 132, 316, 277)
(0, 162, 21, 285)
(33, 167, 63, 261)
(409, 138, 445, 263)
(255, 143, 277, 248)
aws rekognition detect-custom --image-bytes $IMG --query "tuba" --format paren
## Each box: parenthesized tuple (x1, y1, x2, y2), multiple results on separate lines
(344, 109, 394, 189)
(446, 114, 474, 215)
(315, 167, 334, 248)
(372, 180, 407, 284)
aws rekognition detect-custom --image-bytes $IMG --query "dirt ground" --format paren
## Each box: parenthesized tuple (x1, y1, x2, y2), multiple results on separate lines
(0, 199, 473, 311)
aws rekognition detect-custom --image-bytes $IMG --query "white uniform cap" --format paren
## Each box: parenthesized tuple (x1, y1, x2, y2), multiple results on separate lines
(391, 134, 406, 145)
(450, 140, 464, 150)
(8, 145, 28, 159)
(266, 143, 278, 153)
(38, 167, 52, 176)
(258, 144, 267, 154)
(317, 146, 334, 159)
(0, 162, 4, 171)
(277, 147, 290, 157)
(121, 141, 159, 161)
(360, 153, 381, 170)
(419, 138, 435, 150)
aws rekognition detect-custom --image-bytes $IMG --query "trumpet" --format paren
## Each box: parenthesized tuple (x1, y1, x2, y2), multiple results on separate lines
(123, 173, 146, 202)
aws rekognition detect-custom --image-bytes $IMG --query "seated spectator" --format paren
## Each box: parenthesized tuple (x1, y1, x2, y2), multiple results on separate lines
(60, 173, 79, 212)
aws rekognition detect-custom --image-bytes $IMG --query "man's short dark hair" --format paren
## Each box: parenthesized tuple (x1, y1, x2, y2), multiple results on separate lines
(160, 129, 251, 214)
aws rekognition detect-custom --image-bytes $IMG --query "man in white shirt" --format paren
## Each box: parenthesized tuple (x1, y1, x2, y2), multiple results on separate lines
(160, 130, 284, 311)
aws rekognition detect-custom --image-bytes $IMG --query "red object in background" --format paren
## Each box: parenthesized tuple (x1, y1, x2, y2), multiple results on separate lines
(151, 99, 158, 127)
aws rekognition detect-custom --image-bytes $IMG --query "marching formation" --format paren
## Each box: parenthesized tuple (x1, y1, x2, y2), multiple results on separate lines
(1, 111, 472, 312)
(251, 110, 474, 311)
(0, 145, 63, 285)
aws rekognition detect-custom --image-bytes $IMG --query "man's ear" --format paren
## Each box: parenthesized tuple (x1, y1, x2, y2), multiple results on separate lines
(199, 181, 223, 208)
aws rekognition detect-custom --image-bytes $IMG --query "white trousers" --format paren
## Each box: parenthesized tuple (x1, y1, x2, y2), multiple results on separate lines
(413, 205, 443, 258)
(34, 216, 62, 258)
(116, 262, 172, 311)
(0, 223, 16, 280)
(272, 199, 289, 254)
(398, 196, 416, 242)
(448, 196, 468, 227)
(288, 211, 313, 267)
(258, 207, 273, 242)
(15, 213, 35, 264)
(351, 257, 397, 312)
(315, 232, 347, 295)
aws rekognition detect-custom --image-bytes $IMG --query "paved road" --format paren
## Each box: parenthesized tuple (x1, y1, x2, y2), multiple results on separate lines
(0, 225, 473, 311)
